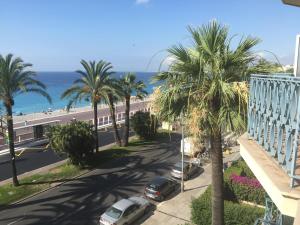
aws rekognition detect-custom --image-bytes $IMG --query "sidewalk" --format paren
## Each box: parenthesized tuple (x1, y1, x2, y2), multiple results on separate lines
(142, 151, 240, 225)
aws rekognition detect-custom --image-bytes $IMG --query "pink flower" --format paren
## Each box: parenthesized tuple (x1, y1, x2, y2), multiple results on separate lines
(230, 174, 262, 188)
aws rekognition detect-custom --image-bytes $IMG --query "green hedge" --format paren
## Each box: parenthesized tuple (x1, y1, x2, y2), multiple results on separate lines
(235, 160, 255, 178)
(191, 187, 264, 225)
(226, 176, 265, 205)
(224, 160, 255, 181)
(224, 164, 243, 181)
(223, 160, 265, 205)
(130, 111, 158, 139)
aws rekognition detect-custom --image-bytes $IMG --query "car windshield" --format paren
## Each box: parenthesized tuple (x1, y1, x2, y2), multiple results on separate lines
(148, 183, 159, 190)
(105, 207, 123, 219)
(174, 162, 188, 171)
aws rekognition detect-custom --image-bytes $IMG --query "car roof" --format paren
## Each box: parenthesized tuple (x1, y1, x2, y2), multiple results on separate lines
(149, 176, 169, 186)
(174, 162, 189, 167)
(112, 199, 134, 211)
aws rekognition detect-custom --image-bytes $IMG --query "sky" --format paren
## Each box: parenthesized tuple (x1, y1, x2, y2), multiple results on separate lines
(0, 0, 300, 72)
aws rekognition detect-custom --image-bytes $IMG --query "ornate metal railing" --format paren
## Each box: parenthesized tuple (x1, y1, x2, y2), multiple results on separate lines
(248, 74, 300, 187)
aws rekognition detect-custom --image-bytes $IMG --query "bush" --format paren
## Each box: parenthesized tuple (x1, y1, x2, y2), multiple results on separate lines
(47, 121, 95, 167)
(223, 160, 265, 205)
(224, 164, 244, 181)
(191, 187, 264, 225)
(228, 174, 265, 205)
(130, 111, 158, 139)
(236, 160, 255, 178)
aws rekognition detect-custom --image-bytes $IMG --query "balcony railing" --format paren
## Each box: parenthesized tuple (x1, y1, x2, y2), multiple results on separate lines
(248, 74, 300, 187)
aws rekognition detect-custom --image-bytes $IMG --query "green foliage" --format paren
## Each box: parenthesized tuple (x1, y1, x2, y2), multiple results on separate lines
(226, 178, 265, 205)
(0, 163, 81, 206)
(119, 72, 148, 99)
(47, 121, 95, 167)
(247, 58, 284, 75)
(130, 111, 158, 139)
(236, 160, 255, 178)
(224, 160, 255, 181)
(223, 164, 243, 181)
(61, 60, 114, 109)
(223, 160, 265, 205)
(191, 187, 264, 225)
(0, 54, 52, 106)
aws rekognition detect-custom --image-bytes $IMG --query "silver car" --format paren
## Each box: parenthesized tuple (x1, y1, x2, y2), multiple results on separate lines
(99, 196, 150, 225)
(171, 161, 199, 180)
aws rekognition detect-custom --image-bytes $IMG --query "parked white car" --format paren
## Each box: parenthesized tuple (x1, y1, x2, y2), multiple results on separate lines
(99, 196, 150, 225)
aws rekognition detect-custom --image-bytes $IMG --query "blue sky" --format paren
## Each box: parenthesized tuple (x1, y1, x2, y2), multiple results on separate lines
(0, 0, 299, 71)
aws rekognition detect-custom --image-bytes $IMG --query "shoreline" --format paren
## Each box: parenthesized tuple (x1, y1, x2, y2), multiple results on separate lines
(13, 97, 151, 125)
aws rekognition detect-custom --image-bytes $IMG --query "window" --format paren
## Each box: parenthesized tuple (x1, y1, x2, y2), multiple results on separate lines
(105, 207, 122, 219)
(123, 205, 137, 217)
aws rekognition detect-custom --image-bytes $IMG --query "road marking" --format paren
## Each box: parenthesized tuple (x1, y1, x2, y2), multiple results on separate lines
(7, 217, 24, 225)
(133, 172, 143, 179)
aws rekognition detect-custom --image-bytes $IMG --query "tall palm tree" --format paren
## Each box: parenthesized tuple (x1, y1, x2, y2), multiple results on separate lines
(62, 60, 114, 152)
(119, 73, 147, 146)
(105, 78, 122, 146)
(0, 54, 52, 186)
(153, 21, 259, 225)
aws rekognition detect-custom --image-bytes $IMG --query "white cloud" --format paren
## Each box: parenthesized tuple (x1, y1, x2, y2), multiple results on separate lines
(136, 0, 150, 5)
(163, 56, 176, 66)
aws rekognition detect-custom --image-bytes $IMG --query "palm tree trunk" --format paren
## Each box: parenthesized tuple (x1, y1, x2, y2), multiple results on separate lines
(122, 96, 130, 147)
(211, 130, 224, 225)
(5, 104, 19, 186)
(93, 102, 99, 152)
(108, 95, 121, 146)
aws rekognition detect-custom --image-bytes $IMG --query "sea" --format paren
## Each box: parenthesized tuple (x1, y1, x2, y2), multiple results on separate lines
(13, 72, 157, 114)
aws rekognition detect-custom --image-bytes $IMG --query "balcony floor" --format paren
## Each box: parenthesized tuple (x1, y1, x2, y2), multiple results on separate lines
(238, 134, 300, 217)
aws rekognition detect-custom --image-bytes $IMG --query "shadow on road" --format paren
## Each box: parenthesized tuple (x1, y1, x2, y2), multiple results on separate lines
(0, 133, 182, 225)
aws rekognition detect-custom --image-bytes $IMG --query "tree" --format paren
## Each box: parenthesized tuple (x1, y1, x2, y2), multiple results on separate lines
(47, 121, 94, 167)
(153, 21, 259, 225)
(0, 54, 51, 186)
(62, 60, 114, 152)
(105, 78, 122, 146)
(118, 73, 147, 146)
(248, 58, 284, 75)
(130, 111, 158, 139)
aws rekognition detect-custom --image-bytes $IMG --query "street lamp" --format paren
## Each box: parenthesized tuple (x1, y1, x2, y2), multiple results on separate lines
(181, 114, 185, 193)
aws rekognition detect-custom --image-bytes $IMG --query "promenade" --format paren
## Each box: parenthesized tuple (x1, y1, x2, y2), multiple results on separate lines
(0, 98, 151, 148)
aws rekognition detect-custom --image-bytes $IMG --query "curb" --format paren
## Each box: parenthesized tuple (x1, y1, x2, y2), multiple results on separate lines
(0, 160, 68, 186)
(5, 168, 93, 210)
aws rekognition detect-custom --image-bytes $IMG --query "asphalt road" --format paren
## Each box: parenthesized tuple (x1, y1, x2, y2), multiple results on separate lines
(0, 128, 132, 182)
(0, 133, 181, 225)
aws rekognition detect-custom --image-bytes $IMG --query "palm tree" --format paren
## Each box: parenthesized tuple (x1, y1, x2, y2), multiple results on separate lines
(106, 78, 122, 146)
(153, 21, 259, 225)
(0, 54, 52, 186)
(119, 73, 147, 146)
(62, 60, 114, 152)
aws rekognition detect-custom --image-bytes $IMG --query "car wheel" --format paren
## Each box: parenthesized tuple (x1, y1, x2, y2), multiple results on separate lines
(144, 205, 151, 214)
(159, 195, 165, 201)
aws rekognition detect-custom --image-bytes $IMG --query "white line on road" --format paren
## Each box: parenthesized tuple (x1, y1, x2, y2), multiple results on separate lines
(7, 217, 25, 225)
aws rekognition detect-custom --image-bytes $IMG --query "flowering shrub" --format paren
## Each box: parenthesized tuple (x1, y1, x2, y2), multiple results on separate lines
(227, 173, 265, 205)
(230, 174, 262, 188)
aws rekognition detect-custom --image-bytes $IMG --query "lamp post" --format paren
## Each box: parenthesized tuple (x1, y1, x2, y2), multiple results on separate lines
(181, 114, 185, 193)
